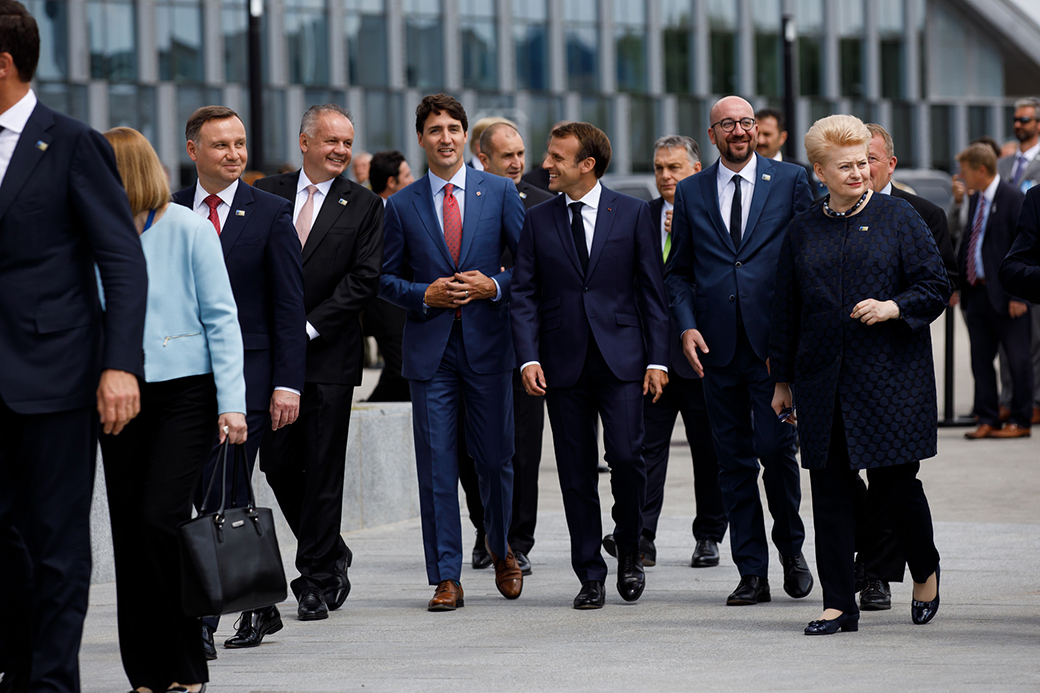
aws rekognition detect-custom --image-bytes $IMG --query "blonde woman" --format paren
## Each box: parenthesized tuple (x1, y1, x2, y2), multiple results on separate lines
(769, 115, 948, 635)
(100, 127, 247, 693)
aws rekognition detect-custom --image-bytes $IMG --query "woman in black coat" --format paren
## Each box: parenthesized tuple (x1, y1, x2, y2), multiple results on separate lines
(770, 114, 950, 635)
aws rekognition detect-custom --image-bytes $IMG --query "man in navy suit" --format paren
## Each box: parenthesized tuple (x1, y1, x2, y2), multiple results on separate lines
(0, 3, 148, 689)
(956, 143, 1032, 439)
(379, 94, 526, 611)
(171, 106, 305, 655)
(511, 122, 671, 609)
(602, 135, 728, 571)
(666, 96, 814, 606)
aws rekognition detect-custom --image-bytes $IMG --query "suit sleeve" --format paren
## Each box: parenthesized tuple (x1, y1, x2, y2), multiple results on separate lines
(190, 219, 246, 414)
(923, 203, 958, 288)
(266, 197, 307, 392)
(379, 197, 429, 315)
(634, 200, 671, 368)
(509, 212, 541, 367)
(664, 182, 698, 333)
(769, 223, 801, 384)
(791, 167, 813, 215)
(490, 178, 525, 304)
(69, 128, 147, 377)
(1000, 187, 1040, 303)
(891, 203, 950, 334)
(307, 195, 385, 336)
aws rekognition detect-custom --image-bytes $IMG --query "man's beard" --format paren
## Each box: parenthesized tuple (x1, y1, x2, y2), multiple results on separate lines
(723, 139, 754, 165)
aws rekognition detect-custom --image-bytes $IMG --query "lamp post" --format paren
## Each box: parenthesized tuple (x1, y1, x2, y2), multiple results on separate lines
(782, 14, 796, 161)
(248, 0, 264, 171)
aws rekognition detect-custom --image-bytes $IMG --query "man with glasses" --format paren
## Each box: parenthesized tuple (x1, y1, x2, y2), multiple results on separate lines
(666, 96, 815, 607)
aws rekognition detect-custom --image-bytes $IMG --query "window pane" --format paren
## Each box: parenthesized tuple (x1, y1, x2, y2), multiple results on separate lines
(880, 38, 904, 99)
(88, 0, 137, 82)
(346, 0, 388, 86)
(628, 96, 656, 173)
(36, 83, 88, 122)
(796, 0, 822, 97)
(223, 0, 248, 84)
(708, 0, 736, 95)
(461, 6, 497, 90)
(615, 0, 646, 93)
(840, 38, 864, 98)
(662, 0, 691, 93)
(566, 26, 598, 92)
(109, 84, 158, 144)
(364, 90, 405, 154)
(514, 21, 548, 90)
(286, 0, 330, 86)
(405, 1, 443, 89)
(158, 1, 204, 83)
(26, 0, 68, 81)
(677, 96, 706, 146)
(753, 0, 780, 97)
(891, 101, 914, 168)
(968, 105, 989, 143)
(930, 104, 952, 173)
(527, 93, 564, 164)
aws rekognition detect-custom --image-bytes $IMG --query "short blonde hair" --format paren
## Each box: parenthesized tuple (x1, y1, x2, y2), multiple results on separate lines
(104, 127, 170, 216)
(956, 143, 997, 176)
(803, 115, 871, 167)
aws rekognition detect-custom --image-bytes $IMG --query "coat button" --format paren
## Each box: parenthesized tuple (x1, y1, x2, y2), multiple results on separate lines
(735, 261, 742, 268)
(729, 295, 735, 301)
(584, 287, 589, 293)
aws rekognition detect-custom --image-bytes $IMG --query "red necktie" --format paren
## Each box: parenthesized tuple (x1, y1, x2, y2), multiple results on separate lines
(204, 194, 222, 235)
(442, 183, 461, 266)
(965, 196, 985, 286)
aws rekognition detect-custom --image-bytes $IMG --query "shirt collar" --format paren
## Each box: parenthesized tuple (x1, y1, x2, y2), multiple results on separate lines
(772, 152, 783, 162)
(718, 154, 758, 188)
(0, 89, 38, 136)
(880, 182, 894, 196)
(565, 181, 602, 209)
(297, 169, 334, 196)
(663, 199, 674, 212)
(1019, 142, 1040, 163)
(430, 165, 468, 197)
(194, 178, 239, 209)
(981, 174, 1000, 203)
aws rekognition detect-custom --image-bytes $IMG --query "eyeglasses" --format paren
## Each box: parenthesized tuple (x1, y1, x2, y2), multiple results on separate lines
(1013, 116, 1036, 125)
(711, 117, 756, 133)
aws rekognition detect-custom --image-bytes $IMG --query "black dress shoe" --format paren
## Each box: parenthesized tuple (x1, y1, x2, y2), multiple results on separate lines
(324, 547, 353, 611)
(859, 578, 892, 611)
(804, 612, 859, 635)
(601, 533, 617, 558)
(514, 549, 533, 575)
(224, 606, 283, 648)
(911, 565, 940, 625)
(297, 586, 329, 621)
(690, 539, 720, 568)
(201, 623, 217, 661)
(780, 553, 814, 598)
(616, 552, 645, 602)
(573, 580, 605, 609)
(472, 532, 492, 569)
(639, 536, 657, 567)
(726, 575, 771, 605)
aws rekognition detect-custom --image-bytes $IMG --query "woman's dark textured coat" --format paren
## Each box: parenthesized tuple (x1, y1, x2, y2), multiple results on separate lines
(770, 194, 950, 470)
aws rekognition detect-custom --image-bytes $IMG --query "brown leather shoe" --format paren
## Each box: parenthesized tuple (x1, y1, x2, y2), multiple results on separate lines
(990, 423, 1031, 438)
(1031, 407, 1040, 425)
(964, 424, 998, 439)
(487, 542, 523, 599)
(999, 405, 1011, 422)
(427, 580, 464, 611)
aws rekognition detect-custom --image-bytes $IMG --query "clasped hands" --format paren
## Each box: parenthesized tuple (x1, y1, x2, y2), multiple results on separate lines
(521, 364, 668, 403)
(424, 270, 496, 308)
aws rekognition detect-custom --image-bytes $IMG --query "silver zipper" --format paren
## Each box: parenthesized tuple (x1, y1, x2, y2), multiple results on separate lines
(163, 332, 202, 346)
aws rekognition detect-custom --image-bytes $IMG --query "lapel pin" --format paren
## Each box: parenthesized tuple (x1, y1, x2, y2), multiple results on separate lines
(608, 208, 612, 212)
(519, 191, 528, 199)
(235, 210, 245, 217)
(860, 226, 869, 231)
(476, 191, 481, 196)
(338, 198, 347, 205)
(36, 141, 48, 151)
(762, 174, 771, 181)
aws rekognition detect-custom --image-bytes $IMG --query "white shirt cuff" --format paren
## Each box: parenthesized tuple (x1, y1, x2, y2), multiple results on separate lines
(274, 387, 300, 396)
(491, 277, 502, 302)
(520, 361, 540, 372)
(305, 321, 319, 340)
(647, 365, 668, 373)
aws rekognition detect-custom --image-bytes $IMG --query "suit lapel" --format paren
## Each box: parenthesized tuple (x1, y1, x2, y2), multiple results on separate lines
(219, 181, 253, 258)
(0, 104, 55, 224)
(741, 154, 773, 251)
(411, 174, 455, 268)
(587, 187, 617, 277)
(551, 194, 583, 276)
(303, 176, 351, 264)
(458, 169, 483, 266)
(699, 163, 733, 252)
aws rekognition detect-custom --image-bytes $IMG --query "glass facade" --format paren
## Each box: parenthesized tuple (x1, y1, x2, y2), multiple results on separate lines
(25, 0, 1035, 182)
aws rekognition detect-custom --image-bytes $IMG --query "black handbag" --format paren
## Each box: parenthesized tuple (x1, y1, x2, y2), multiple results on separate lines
(178, 439, 287, 617)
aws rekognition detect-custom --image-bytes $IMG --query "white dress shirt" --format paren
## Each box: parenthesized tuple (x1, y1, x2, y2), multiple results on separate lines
(880, 182, 894, 196)
(192, 177, 300, 397)
(660, 199, 674, 251)
(521, 180, 666, 374)
(293, 170, 333, 230)
(0, 89, 38, 187)
(716, 155, 758, 241)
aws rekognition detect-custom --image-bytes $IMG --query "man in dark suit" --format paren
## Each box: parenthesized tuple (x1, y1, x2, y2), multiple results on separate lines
(212, 104, 380, 644)
(172, 105, 305, 657)
(602, 135, 727, 570)
(0, 3, 148, 689)
(851, 123, 958, 611)
(455, 121, 554, 576)
(956, 143, 1032, 439)
(379, 94, 526, 611)
(1000, 186, 1040, 302)
(666, 96, 814, 607)
(511, 122, 671, 609)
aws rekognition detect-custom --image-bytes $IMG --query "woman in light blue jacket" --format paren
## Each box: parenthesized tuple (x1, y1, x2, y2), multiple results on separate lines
(99, 127, 246, 693)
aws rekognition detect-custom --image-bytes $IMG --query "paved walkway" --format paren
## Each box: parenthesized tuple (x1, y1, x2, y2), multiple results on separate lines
(77, 312, 1040, 691)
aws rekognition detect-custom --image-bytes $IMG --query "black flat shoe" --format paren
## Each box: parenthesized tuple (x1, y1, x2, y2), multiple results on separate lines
(617, 552, 645, 602)
(804, 612, 859, 635)
(200, 624, 217, 661)
(472, 532, 492, 569)
(726, 575, 770, 605)
(691, 539, 720, 568)
(911, 566, 940, 625)
(859, 579, 892, 611)
(514, 549, 533, 575)
(573, 580, 606, 609)
(297, 586, 329, 621)
(780, 552, 814, 599)
(224, 606, 283, 648)
(601, 533, 618, 558)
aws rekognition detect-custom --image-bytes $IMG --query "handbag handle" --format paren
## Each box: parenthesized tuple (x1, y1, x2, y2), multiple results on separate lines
(199, 439, 259, 520)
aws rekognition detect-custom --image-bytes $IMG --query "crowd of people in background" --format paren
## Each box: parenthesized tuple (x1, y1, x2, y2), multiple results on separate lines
(6, 1, 1040, 691)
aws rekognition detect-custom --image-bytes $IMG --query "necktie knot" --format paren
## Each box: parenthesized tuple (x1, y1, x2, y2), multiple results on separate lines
(569, 201, 584, 215)
(306, 184, 317, 197)
(204, 194, 221, 211)
(569, 201, 588, 275)
(443, 183, 454, 197)
(295, 184, 320, 247)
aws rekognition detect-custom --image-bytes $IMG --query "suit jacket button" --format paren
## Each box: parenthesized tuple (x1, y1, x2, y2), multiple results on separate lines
(584, 287, 589, 293)
(735, 261, 742, 268)
(729, 295, 735, 301)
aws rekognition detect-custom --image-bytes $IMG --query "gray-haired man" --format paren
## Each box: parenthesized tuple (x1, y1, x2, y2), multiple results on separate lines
(601, 135, 727, 569)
